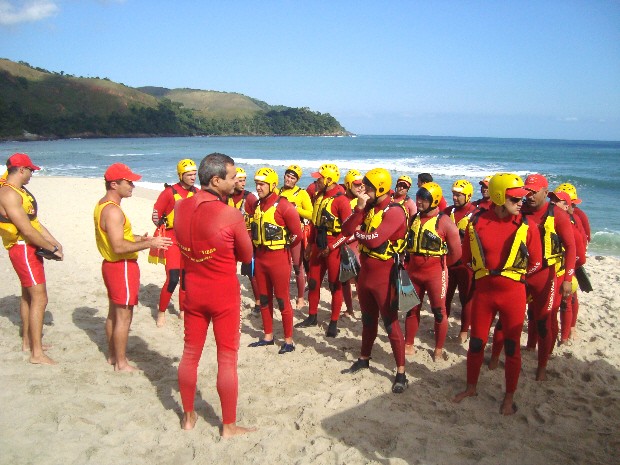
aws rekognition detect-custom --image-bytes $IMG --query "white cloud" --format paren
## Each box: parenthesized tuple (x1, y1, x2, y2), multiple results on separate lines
(0, 0, 59, 26)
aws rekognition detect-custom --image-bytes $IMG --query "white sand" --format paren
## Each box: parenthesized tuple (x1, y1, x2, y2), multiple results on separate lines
(0, 176, 618, 465)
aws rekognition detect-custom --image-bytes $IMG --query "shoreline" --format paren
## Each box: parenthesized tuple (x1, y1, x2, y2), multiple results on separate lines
(0, 176, 618, 464)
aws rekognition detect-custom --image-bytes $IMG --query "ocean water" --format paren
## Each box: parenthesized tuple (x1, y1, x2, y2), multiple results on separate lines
(1, 135, 619, 257)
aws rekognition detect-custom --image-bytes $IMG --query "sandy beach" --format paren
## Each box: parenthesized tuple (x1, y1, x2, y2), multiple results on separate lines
(0, 176, 618, 465)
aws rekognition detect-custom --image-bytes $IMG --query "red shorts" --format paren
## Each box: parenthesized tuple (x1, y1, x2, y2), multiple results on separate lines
(102, 259, 140, 306)
(8, 242, 46, 287)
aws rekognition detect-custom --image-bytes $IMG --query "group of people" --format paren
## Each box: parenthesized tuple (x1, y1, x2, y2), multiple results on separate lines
(0, 151, 590, 438)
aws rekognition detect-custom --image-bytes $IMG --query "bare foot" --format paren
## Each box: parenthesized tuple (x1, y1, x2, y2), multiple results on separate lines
(23, 343, 53, 352)
(342, 309, 355, 318)
(156, 312, 166, 327)
(452, 386, 477, 403)
(115, 362, 141, 373)
(535, 366, 547, 381)
(405, 344, 415, 355)
(30, 353, 57, 365)
(488, 356, 500, 370)
(107, 356, 116, 365)
(569, 328, 578, 340)
(458, 331, 469, 344)
(221, 423, 257, 438)
(524, 345, 536, 352)
(432, 348, 446, 362)
(178, 311, 184, 321)
(296, 298, 305, 310)
(500, 394, 518, 416)
(181, 411, 198, 430)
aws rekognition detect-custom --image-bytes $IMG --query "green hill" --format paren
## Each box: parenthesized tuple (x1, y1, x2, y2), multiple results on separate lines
(0, 58, 348, 139)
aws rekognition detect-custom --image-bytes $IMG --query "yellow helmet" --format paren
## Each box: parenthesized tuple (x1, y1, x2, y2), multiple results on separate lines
(396, 175, 413, 187)
(416, 182, 443, 208)
(344, 169, 363, 190)
(488, 173, 530, 206)
(362, 168, 392, 195)
(254, 167, 278, 191)
(236, 167, 247, 179)
(285, 164, 302, 179)
(452, 179, 474, 202)
(312, 163, 340, 186)
(177, 159, 197, 180)
(555, 182, 581, 204)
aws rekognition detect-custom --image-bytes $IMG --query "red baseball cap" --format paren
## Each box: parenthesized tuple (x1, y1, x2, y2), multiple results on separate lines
(479, 175, 492, 186)
(104, 163, 142, 182)
(6, 153, 40, 171)
(524, 174, 548, 192)
(548, 191, 572, 204)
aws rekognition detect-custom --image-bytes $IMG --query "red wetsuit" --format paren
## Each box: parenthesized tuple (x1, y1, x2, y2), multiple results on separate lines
(443, 202, 478, 333)
(247, 193, 302, 339)
(573, 206, 590, 243)
(521, 202, 576, 369)
(306, 184, 352, 322)
(342, 196, 408, 367)
(174, 189, 253, 424)
(392, 193, 417, 224)
(228, 189, 259, 301)
(405, 211, 461, 351)
(152, 182, 196, 312)
(462, 209, 542, 394)
(473, 197, 493, 211)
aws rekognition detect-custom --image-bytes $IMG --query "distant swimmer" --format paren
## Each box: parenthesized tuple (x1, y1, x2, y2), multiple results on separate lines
(247, 167, 302, 353)
(296, 163, 352, 337)
(342, 168, 409, 393)
(227, 167, 260, 315)
(94, 163, 172, 372)
(453, 173, 541, 415)
(151, 159, 197, 327)
(443, 179, 478, 343)
(0, 153, 64, 365)
(175, 153, 256, 437)
(473, 175, 493, 210)
(278, 165, 313, 310)
(404, 182, 461, 361)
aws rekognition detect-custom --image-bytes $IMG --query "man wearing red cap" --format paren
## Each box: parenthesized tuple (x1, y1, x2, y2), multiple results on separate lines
(473, 175, 493, 210)
(517, 173, 575, 381)
(94, 163, 172, 372)
(0, 153, 63, 365)
(392, 175, 417, 222)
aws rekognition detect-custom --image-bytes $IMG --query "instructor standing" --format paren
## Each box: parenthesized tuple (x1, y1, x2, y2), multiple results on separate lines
(175, 153, 256, 437)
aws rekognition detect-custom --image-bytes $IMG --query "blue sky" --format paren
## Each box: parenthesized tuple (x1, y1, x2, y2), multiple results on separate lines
(1, 0, 619, 140)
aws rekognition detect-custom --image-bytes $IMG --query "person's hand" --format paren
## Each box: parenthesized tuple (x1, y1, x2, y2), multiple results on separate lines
(560, 280, 572, 300)
(152, 236, 173, 249)
(304, 245, 312, 261)
(319, 247, 329, 258)
(356, 192, 370, 210)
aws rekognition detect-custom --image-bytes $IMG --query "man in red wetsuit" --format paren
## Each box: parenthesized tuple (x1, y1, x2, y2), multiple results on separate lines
(296, 163, 352, 337)
(520, 173, 576, 381)
(246, 167, 302, 354)
(548, 189, 586, 344)
(392, 175, 417, 221)
(473, 175, 493, 210)
(342, 168, 409, 393)
(175, 153, 255, 436)
(151, 159, 197, 327)
(443, 179, 478, 343)
(227, 167, 260, 315)
(404, 182, 461, 361)
(453, 173, 542, 415)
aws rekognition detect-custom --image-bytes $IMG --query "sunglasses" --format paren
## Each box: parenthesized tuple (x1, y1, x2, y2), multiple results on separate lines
(506, 196, 523, 204)
(396, 183, 410, 189)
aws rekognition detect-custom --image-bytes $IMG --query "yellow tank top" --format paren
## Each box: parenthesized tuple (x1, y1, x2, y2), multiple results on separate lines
(94, 200, 138, 261)
(0, 184, 43, 249)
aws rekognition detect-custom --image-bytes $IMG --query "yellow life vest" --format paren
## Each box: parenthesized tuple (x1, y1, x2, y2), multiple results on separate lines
(406, 213, 448, 257)
(228, 190, 252, 230)
(448, 206, 473, 235)
(0, 184, 43, 249)
(163, 185, 195, 229)
(469, 214, 529, 282)
(94, 200, 139, 261)
(251, 198, 289, 250)
(359, 203, 407, 261)
(349, 197, 358, 209)
(542, 203, 564, 267)
(311, 193, 343, 235)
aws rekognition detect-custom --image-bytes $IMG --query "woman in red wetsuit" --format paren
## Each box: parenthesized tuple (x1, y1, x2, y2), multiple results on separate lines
(175, 153, 255, 437)
(453, 173, 542, 416)
(341, 168, 409, 393)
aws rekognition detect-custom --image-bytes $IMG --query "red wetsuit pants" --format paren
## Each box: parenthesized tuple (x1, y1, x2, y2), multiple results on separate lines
(467, 276, 526, 394)
(289, 240, 306, 300)
(523, 266, 556, 368)
(159, 229, 186, 312)
(445, 263, 473, 334)
(254, 247, 294, 339)
(357, 255, 405, 367)
(405, 255, 449, 350)
(177, 276, 241, 424)
(307, 242, 343, 321)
